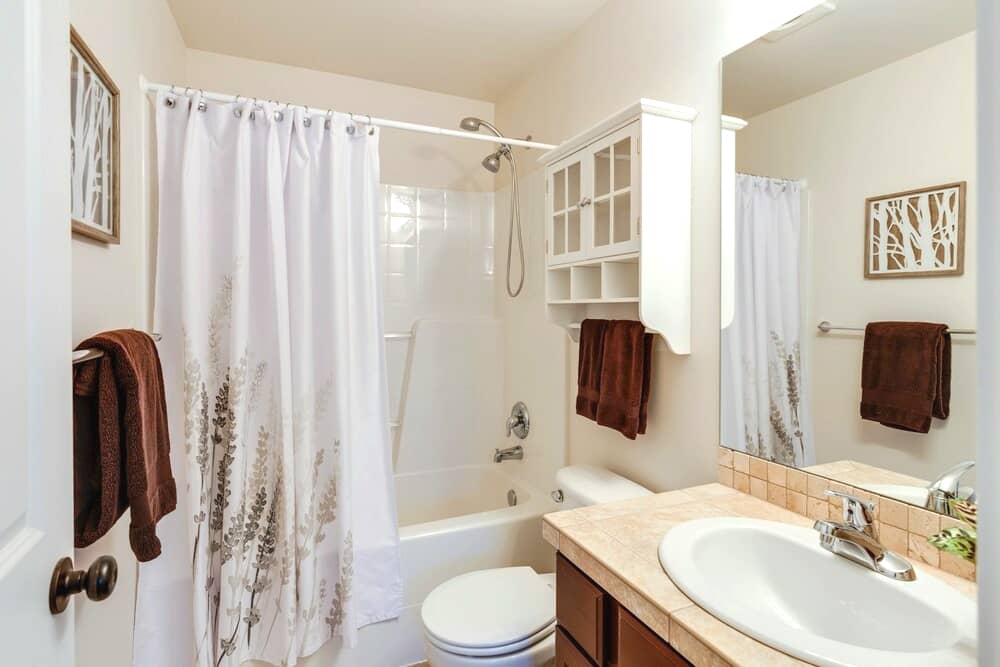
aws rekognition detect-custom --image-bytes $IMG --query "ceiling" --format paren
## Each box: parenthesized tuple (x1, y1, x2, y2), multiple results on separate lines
(167, 0, 609, 101)
(723, 0, 976, 119)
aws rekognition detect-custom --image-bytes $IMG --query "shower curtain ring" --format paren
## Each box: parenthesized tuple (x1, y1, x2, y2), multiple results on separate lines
(325, 109, 333, 130)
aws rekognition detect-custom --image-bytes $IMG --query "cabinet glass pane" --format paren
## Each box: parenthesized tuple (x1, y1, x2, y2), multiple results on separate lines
(567, 162, 581, 207)
(553, 169, 566, 211)
(613, 192, 631, 243)
(614, 137, 631, 191)
(553, 214, 566, 255)
(567, 208, 581, 253)
(595, 147, 611, 198)
(594, 199, 610, 247)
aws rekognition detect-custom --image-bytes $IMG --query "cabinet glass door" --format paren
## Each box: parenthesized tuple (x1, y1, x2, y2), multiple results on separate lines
(589, 124, 639, 257)
(548, 155, 587, 264)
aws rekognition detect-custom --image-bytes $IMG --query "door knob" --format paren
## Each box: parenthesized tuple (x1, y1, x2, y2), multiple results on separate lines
(49, 555, 118, 614)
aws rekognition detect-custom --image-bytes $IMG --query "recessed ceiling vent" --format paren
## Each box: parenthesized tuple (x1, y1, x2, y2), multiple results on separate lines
(761, 1, 837, 42)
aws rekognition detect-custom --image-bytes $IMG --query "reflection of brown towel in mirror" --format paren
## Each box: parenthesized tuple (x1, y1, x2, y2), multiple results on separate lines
(596, 321, 654, 440)
(576, 319, 608, 421)
(860, 322, 951, 433)
(73, 329, 176, 561)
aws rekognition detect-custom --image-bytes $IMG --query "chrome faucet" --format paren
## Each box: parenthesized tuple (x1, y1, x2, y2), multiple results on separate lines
(493, 445, 524, 463)
(926, 460, 975, 515)
(814, 490, 916, 581)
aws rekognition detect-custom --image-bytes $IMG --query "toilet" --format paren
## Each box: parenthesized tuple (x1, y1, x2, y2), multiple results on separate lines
(420, 465, 652, 666)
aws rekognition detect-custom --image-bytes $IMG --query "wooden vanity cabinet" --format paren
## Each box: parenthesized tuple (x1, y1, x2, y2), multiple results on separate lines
(555, 554, 691, 667)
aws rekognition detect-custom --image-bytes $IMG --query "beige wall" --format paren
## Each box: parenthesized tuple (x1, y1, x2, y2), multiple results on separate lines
(735, 32, 977, 482)
(492, 0, 819, 494)
(183, 49, 495, 193)
(69, 2, 186, 667)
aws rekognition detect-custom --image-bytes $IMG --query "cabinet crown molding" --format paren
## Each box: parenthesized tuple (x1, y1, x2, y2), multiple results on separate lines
(539, 98, 697, 166)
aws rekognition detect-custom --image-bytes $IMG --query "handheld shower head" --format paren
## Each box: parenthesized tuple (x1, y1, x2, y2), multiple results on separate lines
(459, 116, 504, 138)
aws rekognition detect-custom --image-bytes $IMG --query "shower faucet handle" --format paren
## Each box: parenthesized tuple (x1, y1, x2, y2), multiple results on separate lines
(506, 402, 530, 439)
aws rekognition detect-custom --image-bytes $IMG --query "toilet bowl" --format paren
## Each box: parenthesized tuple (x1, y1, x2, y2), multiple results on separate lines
(420, 466, 651, 666)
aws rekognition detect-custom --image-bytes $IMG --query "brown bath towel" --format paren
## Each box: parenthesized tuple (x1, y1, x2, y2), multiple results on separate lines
(860, 322, 951, 434)
(576, 319, 609, 421)
(595, 320, 655, 440)
(73, 329, 176, 561)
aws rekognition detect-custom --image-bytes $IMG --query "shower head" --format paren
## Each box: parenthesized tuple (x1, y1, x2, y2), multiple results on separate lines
(481, 151, 502, 174)
(460, 117, 483, 132)
(459, 116, 504, 138)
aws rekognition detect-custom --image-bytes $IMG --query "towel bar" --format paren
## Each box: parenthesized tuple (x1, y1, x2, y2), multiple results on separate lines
(567, 322, 658, 334)
(817, 321, 975, 335)
(73, 333, 163, 366)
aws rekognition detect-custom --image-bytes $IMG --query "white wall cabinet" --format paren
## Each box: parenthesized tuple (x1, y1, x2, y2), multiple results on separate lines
(540, 99, 697, 354)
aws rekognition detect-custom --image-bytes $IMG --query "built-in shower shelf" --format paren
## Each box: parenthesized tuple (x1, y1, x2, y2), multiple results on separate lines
(541, 99, 696, 354)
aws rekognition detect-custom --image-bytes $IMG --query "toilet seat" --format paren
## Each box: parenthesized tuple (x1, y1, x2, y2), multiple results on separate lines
(421, 567, 556, 658)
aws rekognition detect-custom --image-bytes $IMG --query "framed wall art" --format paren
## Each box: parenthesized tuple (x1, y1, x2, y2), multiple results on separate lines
(70, 26, 120, 243)
(864, 181, 966, 278)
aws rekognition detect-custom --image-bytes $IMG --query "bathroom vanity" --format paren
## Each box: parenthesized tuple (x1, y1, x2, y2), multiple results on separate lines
(546, 483, 977, 666)
(556, 554, 690, 666)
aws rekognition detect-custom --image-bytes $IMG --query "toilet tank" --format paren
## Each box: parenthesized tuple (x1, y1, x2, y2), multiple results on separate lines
(555, 465, 653, 509)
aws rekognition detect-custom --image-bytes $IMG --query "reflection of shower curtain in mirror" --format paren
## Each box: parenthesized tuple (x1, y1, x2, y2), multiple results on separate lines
(722, 174, 814, 467)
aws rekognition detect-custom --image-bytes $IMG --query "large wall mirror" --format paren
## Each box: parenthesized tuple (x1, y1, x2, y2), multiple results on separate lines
(720, 0, 977, 517)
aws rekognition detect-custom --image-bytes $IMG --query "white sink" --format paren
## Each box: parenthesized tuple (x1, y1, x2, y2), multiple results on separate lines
(857, 483, 974, 508)
(659, 518, 976, 666)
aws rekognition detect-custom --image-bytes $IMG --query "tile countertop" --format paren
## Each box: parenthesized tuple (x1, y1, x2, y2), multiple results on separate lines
(542, 483, 977, 667)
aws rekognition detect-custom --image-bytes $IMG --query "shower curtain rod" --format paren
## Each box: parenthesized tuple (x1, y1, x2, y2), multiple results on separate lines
(142, 79, 558, 151)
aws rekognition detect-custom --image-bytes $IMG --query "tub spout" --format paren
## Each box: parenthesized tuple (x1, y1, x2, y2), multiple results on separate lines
(493, 445, 524, 463)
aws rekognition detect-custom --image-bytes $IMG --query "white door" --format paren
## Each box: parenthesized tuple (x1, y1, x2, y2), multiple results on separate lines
(0, 0, 75, 665)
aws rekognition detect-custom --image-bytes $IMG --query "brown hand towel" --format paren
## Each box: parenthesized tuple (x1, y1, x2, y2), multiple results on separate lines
(860, 322, 951, 433)
(595, 320, 655, 440)
(73, 329, 176, 561)
(576, 319, 609, 421)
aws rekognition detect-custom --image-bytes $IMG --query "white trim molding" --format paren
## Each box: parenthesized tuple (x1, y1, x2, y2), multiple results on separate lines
(977, 1, 998, 662)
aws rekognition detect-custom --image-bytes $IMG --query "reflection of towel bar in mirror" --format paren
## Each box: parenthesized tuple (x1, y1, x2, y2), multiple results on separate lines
(817, 321, 975, 335)
(567, 322, 658, 334)
(73, 333, 164, 366)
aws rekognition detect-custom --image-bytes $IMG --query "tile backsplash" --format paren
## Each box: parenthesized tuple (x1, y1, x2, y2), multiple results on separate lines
(717, 447, 976, 581)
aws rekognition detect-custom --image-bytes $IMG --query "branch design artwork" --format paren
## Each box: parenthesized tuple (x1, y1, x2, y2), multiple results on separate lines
(70, 27, 119, 243)
(865, 182, 966, 278)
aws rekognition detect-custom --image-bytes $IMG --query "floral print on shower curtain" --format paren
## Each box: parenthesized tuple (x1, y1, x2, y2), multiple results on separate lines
(722, 174, 814, 467)
(134, 92, 403, 667)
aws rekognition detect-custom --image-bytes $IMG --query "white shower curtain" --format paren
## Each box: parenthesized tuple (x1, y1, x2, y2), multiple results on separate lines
(134, 92, 403, 667)
(722, 174, 814, 467)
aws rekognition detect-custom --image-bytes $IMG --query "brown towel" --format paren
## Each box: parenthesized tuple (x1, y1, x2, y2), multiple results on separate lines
(595, 321, 655, 440)
(860, 322, 951, 433)
(73, 329, 176, 561)
(576, 319, 609, 420)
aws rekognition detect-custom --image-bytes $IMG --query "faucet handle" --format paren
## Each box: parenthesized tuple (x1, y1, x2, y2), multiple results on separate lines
(826, 489, 875, 533)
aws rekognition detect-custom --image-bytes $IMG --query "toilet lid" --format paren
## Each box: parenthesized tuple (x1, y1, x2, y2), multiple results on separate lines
(422, 567, 555, 655)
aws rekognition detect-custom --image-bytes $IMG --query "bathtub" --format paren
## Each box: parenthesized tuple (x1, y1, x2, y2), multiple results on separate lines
(321, 465, 558, 667)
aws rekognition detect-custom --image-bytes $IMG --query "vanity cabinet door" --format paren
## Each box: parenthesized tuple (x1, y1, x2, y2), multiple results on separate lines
(556, 554, 606, 664)
(555, 627, 598, 667)
(613, 604, 692, 667)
